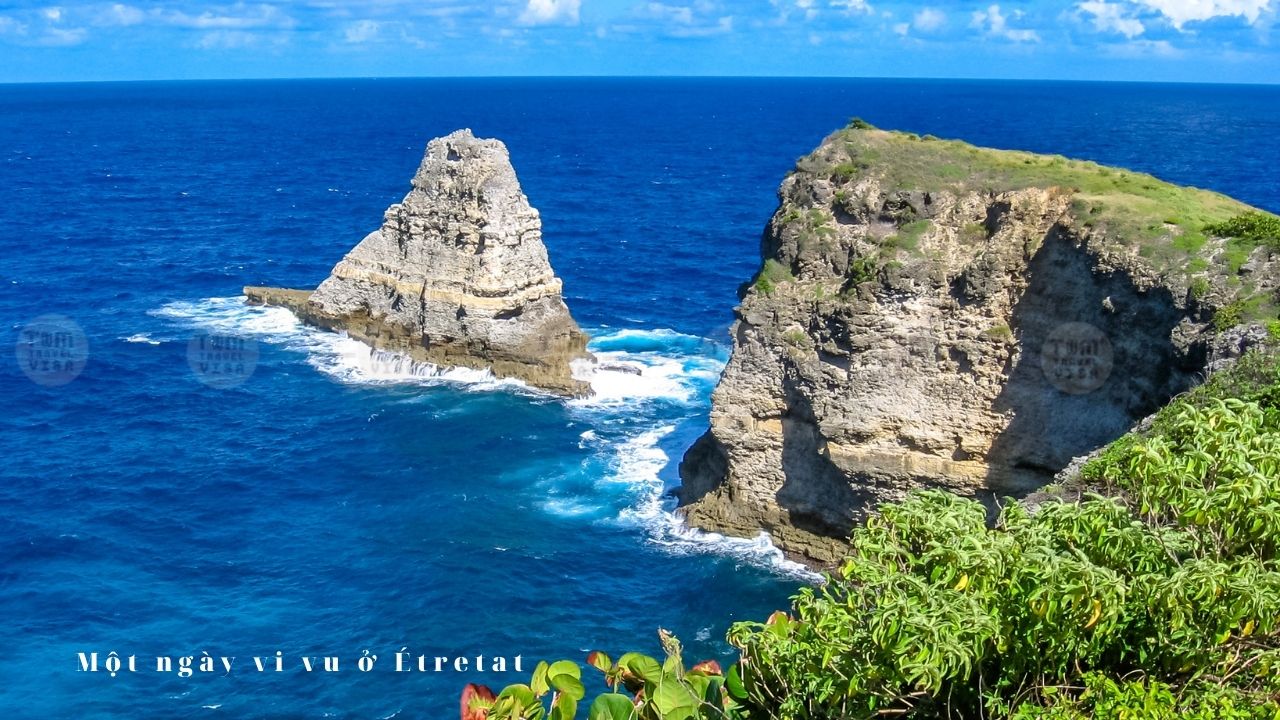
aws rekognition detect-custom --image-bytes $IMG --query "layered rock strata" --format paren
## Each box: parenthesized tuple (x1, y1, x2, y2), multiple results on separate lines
(678, 126, 1279, 565)
(246, 129, 591, 396)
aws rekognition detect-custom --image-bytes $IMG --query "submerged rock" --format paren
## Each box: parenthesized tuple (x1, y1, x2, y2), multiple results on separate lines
(246, 129, 592, 396)
(677, 125, 1280, 565)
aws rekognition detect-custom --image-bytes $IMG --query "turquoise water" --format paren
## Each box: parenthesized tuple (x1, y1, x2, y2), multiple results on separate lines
(2, 78, 1278, 717)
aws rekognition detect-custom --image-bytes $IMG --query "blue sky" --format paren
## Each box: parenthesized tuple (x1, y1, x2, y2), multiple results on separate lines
(0, 0, 1276, 83)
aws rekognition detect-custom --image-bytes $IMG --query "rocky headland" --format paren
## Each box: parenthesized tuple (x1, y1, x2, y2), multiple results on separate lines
(245, 129, 592, 396)
(678, 123, 1280, 565)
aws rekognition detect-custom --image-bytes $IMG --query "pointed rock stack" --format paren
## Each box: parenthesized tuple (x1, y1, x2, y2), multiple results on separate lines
(246, 129, 592, 396)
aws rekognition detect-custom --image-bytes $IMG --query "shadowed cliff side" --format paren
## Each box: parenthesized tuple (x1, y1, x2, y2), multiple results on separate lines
(245, 129, 592, 396)
(678, 124, 1280, 565)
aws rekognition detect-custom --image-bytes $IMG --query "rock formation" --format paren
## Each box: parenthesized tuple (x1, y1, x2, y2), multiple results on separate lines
(678, 125, 1279, 565)
(246, 129, 592, 396)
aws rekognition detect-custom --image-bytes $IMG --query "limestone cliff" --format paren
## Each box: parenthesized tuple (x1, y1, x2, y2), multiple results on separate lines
(246, 129, 591, 396)
(678, 125, 1280, 565)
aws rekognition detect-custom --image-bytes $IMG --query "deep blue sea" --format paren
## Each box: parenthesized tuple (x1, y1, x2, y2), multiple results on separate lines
(2, 78, 1278, 718)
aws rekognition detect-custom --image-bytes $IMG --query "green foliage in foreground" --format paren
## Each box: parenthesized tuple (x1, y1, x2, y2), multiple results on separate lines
(1205, 211, 1280, 251)
(466, 352, 1280, 720)
(463, 631, 746, 720)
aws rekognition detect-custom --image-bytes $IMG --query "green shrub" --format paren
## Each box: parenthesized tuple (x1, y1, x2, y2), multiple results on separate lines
(1008, 674, 1280, 719)
(783, 329, 811, 348)
(846, 255, 878, 286)
(847, 117, 875, 130)
(754, 259, 794, 296)
(832, 162, 860, 180)
(984, 324, 1014, 342)
(1150, 349, 1280, 414)
(1204, 212, 1280, 251)
(466, 352, 1280, 720)
(1189, 277, 1211, 300)
(961, 222, 988, 244)
(1215, 300, 1245, 331)
(888, 220, 931, 253)
(728, 352, 1280, 719)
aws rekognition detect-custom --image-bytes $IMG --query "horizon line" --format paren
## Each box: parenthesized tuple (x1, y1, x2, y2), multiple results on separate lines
(2, 74, 1279, 89)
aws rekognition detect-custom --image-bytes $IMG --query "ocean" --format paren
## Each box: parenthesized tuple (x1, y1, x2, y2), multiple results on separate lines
(2, 78, 1277, 718)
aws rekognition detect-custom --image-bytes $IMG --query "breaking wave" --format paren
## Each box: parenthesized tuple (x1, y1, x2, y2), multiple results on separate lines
(151, 296, 812, 579)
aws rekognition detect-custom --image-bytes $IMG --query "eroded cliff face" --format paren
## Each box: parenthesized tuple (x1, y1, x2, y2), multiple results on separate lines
(678, 127, 1279, 565)
(246, 129, 591, 395)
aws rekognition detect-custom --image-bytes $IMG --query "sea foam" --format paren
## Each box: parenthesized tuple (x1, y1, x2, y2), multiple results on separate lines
(606, 425, 822, 582)
(153, 297, 812, 579)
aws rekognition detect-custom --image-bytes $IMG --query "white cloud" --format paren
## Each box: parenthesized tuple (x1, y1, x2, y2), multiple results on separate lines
(1078, 1, 1146, 36)
(0, 16, 27, 36)
(161, 5, 295, 30)
(344, 18, 380, 42)
(632, 2, 733, 36)
(37, 25, 88, 45)
(518, 0, 581, 26)
(1102, 37, 1182, 55)
(769, 0, 867, 21)
(97, 3, 146, 26)
(830, 0, 873, 14)
(642, 3, 694, 25)
(912, 7, 946, 32)
(340, 17, 429, 48)
(196, 29, 261, 48)
(893, 20, 908, 34)
(1130, 0, 1272, 28)
(971, 4, 1040, 41)
(30, 5, 91, 45)
(672, 14, 732, 35)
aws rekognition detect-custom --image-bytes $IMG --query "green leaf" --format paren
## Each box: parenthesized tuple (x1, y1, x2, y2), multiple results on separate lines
(549, 660, 582, 683)
(496, 684, 537, 706)
(551, 693, 578, 720)
(494, 685, 543, 720)
(725, 665, 747, 700)
(551, 674, 586, 702)
(588, 694, 634, 720)
(531, 661, 551, 697)
(653, 678, 699, 716)
(587, 651, 613, 674)
(619, 653, 663, 683)
(685, 673, 717, 704)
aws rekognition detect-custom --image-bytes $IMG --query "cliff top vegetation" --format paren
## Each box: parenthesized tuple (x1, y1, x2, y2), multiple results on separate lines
(777, 121, 1280, 324)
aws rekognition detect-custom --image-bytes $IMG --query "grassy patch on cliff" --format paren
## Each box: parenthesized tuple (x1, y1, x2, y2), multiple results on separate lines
(812, 127, 1279, 324)
(836, 128, 1250, 240)
(754, 258, 795, 295)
